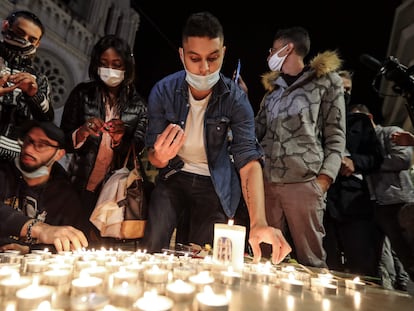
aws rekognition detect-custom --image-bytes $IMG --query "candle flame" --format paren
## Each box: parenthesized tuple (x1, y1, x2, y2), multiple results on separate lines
(203, 285, 214, 295)
(32, 276, 40, 287)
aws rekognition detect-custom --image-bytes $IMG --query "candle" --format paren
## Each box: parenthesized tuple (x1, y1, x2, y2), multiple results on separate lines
(345, 277, 365, 291)
(124, 263, 146, 281)
(166, 279, 195, 302)
(42, 269, 72, 286)
(0, 271, 32, 297)
(311, 277, 338, 295)
(108, 267, 139, 288)
(220, 267, 242, 286)
(70, 293, 109, 311)
(144, 265, 169, 284)
(25, 259, 49, 274)
(0, 266, 18, 281)
(195, 285, 229, 311)
(172, 266, 195, 281)
(71, 271, 103, 296)
(109, 282, 143, 308)
(134, 291, 174, 311)
(16, 278, 53, 310)
(280, 273, 304, 294)
(189, 271, 214, 290)
(213, 220, 246, 272)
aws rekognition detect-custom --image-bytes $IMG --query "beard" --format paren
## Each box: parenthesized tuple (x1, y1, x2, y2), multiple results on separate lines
(19, 160, 41, 173)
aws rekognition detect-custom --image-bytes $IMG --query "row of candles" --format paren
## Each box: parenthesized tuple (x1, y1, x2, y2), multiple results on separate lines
(0, 247, 367, 311)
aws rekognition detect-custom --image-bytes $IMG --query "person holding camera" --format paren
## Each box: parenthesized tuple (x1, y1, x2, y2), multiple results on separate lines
(0, 10, 53, 160)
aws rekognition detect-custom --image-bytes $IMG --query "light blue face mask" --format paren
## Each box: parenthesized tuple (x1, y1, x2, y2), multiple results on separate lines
(15, 149, 58, 179)
(185, 68, 221, 91)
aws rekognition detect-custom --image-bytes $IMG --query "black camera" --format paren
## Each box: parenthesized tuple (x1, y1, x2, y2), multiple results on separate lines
(360, 54, 414, 96)
(380, 56, 414, 95)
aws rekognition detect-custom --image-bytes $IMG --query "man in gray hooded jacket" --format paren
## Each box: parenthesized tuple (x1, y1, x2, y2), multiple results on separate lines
(255, 26, 346, 268)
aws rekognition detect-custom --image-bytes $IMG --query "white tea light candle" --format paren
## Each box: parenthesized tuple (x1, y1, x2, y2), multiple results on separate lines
(196, 285, 229, 311)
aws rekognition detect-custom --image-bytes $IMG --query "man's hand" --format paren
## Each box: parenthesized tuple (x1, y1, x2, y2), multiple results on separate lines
(31, 222, 88, 252)
(340, 156, 355, 177)
(0, 73, 18, 96)
(0, 243, 30, 254)
(9, 72, 38, 97)
(248, 225, 292, 264)
(391, 131, 414, 146)
(150, 123, 185, 167)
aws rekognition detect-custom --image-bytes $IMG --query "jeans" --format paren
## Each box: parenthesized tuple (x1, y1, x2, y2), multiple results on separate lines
(142, 171, 227, 253)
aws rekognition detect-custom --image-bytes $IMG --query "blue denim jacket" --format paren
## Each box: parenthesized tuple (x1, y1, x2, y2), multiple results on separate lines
(146, 70, 264, 217)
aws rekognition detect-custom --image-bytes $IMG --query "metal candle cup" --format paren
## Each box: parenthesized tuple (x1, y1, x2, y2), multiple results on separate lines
(166, 279, 195, 302)
(16, 283, 53, 310)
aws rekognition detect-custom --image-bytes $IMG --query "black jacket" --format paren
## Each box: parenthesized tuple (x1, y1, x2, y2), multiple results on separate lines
(0, 42, 54, 160)
(0, 161, 84, 227)
(327, 112, 385, 220)
(60, 81, 147, 192)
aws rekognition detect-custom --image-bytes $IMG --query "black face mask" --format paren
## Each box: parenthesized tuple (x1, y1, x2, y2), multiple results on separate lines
(2, 29, 36, 56)
(344, 92, 351, 107)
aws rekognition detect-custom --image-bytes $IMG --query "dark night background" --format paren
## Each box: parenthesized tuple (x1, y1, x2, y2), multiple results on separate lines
(132, 1, 403, 123)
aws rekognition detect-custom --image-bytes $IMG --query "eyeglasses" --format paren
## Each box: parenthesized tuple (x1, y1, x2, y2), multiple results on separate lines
(18, 136, 59, 152)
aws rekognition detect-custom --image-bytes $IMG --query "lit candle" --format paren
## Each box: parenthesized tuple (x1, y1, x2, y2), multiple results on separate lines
(0, 266, 17, 281)
(134, 291, 174, 311)
(16, 277, 53, 310)
(71, 271, 103, 296)
(345, 276, 365, 291)
(25, 259, 49, 274)
(189, 271, 214, 290)
(311, 277, 338, 295)
(195, 285, 229, 311)
(213, 220, 246, 272)
(70, 293, 109, 310)
(108, 267, 139, 288)
(42, 268, 72, 286)
(280, 273, 304, 294)
(0, 271, 32, 297)
(109, 282, 143, 308)
(166, 279, 195, 302)
(220, 267, 242, 286)
(144, 265, 169, 284)
(124, 262, 146, 281)
(172, 266, 195, 281)
(31, 248, 52, 260)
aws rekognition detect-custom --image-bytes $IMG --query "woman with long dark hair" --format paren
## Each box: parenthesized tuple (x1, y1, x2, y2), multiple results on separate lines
(60, 34, 147, 246)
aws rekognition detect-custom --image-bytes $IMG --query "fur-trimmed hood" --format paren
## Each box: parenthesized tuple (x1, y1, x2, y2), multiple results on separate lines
(261, 50, 342, 92)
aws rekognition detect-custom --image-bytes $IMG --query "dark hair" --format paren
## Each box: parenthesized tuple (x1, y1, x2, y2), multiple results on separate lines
(350, 104, 371, 114)
(6, 10, 45, 38)
(182, 11, 224, 44)
(338, 70, 354, 80)
(88, 34, 135, 87)
(273, 26, 310, 57)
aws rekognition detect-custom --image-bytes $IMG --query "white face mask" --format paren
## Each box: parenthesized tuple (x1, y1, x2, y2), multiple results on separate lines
(15, 157, 49, 178)
(98, 67, 125, 87)
(268, 45, 288, 72)
(185, 68, 221, 91)
(15, 149, 58, 179)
